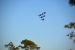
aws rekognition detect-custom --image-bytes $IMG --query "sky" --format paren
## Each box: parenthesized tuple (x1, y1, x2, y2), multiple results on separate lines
(0, 0, 75, 50)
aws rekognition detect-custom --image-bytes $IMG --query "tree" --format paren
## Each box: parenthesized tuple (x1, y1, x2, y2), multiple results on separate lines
(64, 22, 75, 29)
(4, 39, 40, 50)
(18, 39, 38, 50)
(35, 47, 40, 50)
(69, 0, 75, 6)
(5, 42, 19, 50)
(65, 1, 75, 50)
(64, 22, 75, 43)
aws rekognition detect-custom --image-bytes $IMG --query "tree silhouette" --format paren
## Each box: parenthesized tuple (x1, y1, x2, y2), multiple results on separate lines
(18, 39, 38, 50)
(69, 0, 75, 6)
(64, 22, 75, 43)
(5, 39, 40, 50)
(64, 22, 75, 29)
(35, 47, 40, 50)
(5, 42, 19, 50)
(65, 1, 75, 50)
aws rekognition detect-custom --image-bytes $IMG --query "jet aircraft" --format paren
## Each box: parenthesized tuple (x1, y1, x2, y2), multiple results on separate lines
(38, 12, 46, 21)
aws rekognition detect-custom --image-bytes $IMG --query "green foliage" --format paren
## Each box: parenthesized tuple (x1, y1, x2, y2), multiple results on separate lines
(5, 39, 39, 50)
(19, 39, 37, 50)
(64, 22, 75, 43)
(64, 22, 75, 29)
(5, 42, 19, 50)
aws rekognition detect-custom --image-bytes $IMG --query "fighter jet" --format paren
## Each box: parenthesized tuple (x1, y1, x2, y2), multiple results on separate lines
(38, 12, 46, 21)
(41, 18, 44, 21)
(43, 12, 46, 14)
(38, 14, 42, 16)
(40, 15, 45, 18)
(42, 15, 45, 17)
(38, 12, 46, 16)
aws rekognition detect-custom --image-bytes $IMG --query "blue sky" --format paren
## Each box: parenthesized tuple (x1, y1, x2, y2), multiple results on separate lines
(0, 0, 75, 50)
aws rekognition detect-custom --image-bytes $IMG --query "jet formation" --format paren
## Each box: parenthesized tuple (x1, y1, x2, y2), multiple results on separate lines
(38, 12, 46, 21)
